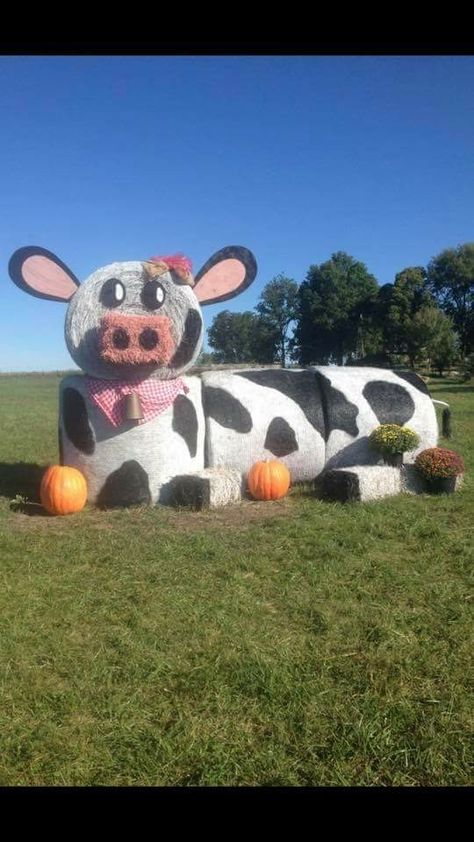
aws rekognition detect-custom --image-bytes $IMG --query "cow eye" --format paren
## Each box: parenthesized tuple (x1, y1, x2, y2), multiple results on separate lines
(100, 278, 126, 308)
(142, 280, 166, 310)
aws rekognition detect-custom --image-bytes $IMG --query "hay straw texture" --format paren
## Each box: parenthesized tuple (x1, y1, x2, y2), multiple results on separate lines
(200, 366, 437, 484)
(201, 369, 326, 483)
(313, 366, 438, 471)
(57, 364, 439, 508)
(166, 468, 244, 510)
(401, 464, 464, 495)
(321, 465, 402, 503)
(99, 312, 175, 366)
(65, 261, 203, 381)
(59, 374, 205, 504)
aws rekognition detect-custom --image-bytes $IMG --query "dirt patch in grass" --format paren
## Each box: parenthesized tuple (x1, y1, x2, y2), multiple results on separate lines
(5, 495, 300, 534)
(163, 496, 299, 532)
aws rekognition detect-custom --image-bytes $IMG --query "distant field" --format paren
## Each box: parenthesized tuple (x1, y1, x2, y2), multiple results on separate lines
(0, 373, 472, 786)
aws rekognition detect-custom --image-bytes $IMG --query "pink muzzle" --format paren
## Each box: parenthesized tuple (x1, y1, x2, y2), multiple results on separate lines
(99, 312, 176, 366)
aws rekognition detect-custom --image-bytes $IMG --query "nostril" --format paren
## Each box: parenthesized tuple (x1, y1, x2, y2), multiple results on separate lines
(139, 328, 159, 350)
(112, 328, 130, 349)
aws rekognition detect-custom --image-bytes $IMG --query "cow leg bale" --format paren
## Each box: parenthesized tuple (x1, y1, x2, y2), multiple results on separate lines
(402, 464, 464, 494)
(166, 468, 244, 509)
(401, 464, 425, 495)
(320, 465, 402, 502)
(442, 407, 452, 438)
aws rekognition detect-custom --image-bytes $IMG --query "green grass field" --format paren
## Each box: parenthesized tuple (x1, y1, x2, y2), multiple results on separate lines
(0, 373, 472, 786)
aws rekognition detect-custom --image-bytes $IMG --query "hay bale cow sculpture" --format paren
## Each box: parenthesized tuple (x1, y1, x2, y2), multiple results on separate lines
(8, 245, 438, 507)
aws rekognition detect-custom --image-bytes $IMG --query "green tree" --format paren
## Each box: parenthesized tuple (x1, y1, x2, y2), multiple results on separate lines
(378, 267, 434, 366)
(251, 316, 280, 363)
(208, 311, 256, 363)
(427, 243, 474, 356)
(431, 320, 458, 376)
(255, 275, 299, 368)
(294, 252, 379, 365)
(194, 350, 216, 367)
(406, 307, 458, 374)
(207, 311, 277, 364)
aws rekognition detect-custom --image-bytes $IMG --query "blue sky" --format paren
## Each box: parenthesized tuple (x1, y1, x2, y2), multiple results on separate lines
(1, 55, 473, 371)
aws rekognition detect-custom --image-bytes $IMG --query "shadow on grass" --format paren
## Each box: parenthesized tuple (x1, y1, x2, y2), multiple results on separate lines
(0, 462, 49, 515)
(428, 376, 473, 390)
(434, 384, 474, 394)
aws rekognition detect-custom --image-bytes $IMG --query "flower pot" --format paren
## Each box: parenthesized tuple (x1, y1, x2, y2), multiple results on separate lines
(425, 476, 456, 494)
(383, 453, 403, 468)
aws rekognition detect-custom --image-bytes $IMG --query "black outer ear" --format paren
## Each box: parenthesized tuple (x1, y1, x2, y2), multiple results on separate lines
(194, 245, 257, 306)
(8, 246, 80, 303)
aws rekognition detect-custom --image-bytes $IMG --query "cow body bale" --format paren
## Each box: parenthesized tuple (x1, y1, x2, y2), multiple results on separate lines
(9, 243, 440, 509)
(201, 365, 437, 482)
(312, 366, 437, 470)
(59, 374, 205, 506)
(201, 368, 326, 484)
(58, 365, 439, 507)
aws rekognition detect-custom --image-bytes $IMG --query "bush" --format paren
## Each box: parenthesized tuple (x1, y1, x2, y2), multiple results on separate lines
(415, 447, 465, 479)
(369, 424, 420, 456)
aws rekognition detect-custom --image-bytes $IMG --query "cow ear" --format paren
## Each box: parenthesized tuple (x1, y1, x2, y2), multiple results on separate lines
(9, 246, 80, 302)
(193, 246, 257, 305)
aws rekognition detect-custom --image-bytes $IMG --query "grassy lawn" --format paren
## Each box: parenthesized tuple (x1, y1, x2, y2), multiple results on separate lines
(0, 373, 472, 786)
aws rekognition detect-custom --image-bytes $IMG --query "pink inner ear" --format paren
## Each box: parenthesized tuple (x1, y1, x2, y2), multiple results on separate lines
(194, 258, 246, 303)
(23, 255, 78, 300)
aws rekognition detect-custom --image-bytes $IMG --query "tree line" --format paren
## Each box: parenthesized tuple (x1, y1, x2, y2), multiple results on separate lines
(199, 242, 474, 375)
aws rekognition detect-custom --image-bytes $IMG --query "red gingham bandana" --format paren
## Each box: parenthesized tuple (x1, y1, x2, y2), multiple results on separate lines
(85, 376, 189, 427)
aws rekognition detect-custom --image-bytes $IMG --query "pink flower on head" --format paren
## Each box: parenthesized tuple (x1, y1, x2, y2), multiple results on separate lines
(147, 253, 193, 285)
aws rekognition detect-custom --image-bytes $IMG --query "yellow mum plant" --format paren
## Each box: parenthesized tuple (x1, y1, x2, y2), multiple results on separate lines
(369, 424, 420, 456)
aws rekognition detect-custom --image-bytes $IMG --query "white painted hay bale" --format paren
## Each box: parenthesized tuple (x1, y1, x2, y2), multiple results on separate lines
(401, 464, 464, 495)
(166, 467, 244, 509)
(320, 465, 402, 502)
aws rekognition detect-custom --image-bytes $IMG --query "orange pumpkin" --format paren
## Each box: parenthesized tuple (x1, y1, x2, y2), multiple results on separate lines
(247, 459, 291, 501)
(40, 465, 88, 515)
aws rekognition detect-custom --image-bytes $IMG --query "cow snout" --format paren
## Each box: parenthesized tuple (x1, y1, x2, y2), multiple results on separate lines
(99, 312, 175, 366)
